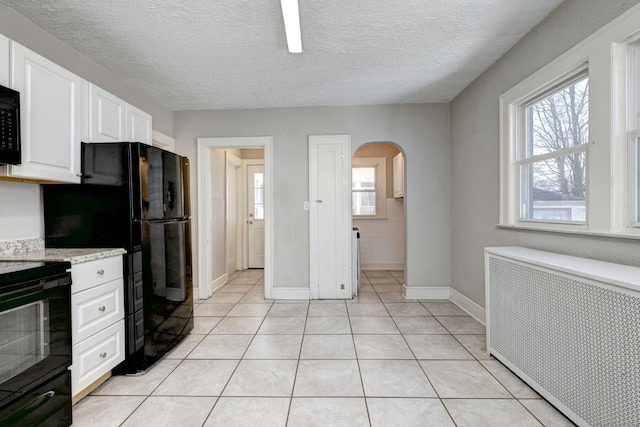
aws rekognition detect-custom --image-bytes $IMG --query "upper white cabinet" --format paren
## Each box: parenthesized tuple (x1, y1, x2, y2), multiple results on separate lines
(89, 83, 152, 145)
(7, 41, 84, 183)
(89, 83, 126, 142)
(0, 35, 9, 87)
(393, 152, 404, 198)
(126, 103, 152, 145)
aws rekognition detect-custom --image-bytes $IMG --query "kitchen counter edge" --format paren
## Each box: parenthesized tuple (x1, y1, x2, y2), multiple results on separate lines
(0, 248, 127, 264)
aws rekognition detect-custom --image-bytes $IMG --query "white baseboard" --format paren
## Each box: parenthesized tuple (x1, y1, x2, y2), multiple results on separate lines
(272, 287, 310, 300)
(198, 273, 228, 299)
(403, 285, 450, 300)
(449, 288, 486, 325)
(361, 263, 404, 271)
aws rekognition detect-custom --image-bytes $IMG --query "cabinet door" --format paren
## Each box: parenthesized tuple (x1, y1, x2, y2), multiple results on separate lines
(9, 42, 84, 183)
(89, 83, 126, 142)
(0, 35, 8, 87)
(126, 103, 152, 145)
(393, 152, 404, 198)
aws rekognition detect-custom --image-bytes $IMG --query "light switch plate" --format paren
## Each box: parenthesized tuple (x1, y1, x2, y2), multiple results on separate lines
(303, 201, 309, 210)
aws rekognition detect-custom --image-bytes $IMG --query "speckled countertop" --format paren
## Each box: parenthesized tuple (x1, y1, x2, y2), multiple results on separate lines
(0, 238, 126, 264)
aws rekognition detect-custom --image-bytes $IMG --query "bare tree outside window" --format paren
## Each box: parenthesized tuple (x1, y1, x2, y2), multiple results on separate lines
(521, 76, 589, 222)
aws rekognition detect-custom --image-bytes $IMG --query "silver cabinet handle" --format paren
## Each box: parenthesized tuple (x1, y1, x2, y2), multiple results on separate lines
(315, 200, 323, 203)
(99, 352, 107, 358)
(97, 269, 105, 275)
(98, 306, 106, 312)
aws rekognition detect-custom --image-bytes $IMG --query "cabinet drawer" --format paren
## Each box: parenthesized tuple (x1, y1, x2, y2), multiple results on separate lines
(72, 278, 124, 343)
(72, 256, 123, 293)
(72, 320, 124, 396)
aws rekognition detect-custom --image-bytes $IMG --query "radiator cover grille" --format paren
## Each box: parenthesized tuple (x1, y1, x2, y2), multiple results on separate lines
(487, 254, 640, 427)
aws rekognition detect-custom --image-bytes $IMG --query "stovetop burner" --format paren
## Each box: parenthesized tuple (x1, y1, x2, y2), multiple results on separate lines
(0, 260, 70, 287)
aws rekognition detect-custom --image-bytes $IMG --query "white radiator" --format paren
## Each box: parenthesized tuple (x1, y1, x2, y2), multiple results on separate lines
(485, 247, 640, 427)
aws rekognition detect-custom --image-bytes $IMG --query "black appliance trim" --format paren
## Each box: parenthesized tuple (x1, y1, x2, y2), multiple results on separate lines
(0, 84, 21, 165)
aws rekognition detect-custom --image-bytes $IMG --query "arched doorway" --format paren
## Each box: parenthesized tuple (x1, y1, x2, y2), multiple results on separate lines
(352, 142, 406, 296)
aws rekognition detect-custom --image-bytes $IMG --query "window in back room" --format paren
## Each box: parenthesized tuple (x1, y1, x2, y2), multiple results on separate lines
(352, 157, 386, 218)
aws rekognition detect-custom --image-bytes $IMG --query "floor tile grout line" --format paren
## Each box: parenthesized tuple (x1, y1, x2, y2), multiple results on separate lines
(83, 269, 560, 426)
(348, 292, 373, 427)
(201, 271, 267, 425)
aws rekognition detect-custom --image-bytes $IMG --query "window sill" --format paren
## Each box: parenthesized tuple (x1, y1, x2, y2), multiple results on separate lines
(497, 224, 640, 240)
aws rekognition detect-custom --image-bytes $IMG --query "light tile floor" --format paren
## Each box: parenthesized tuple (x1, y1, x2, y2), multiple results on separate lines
(73, 270, 575, 427)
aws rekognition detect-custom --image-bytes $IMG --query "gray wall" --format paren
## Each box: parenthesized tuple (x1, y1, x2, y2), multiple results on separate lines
(450, 0, 640, 306)
(0, 2, 173, 136)
(174, 104, 450, 291)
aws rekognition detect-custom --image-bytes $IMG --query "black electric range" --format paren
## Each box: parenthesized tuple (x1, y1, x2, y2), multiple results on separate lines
(0, 260, 71, 287)
(0, 259, 73, 427)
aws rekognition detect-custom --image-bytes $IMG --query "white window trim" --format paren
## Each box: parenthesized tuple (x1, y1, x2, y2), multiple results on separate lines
(628, 43, 640, 228)
(352, 157, 387, 219)
(499, 2, 640, 238)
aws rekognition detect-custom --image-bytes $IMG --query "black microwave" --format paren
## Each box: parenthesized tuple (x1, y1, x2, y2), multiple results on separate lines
(0, 84, 20, 165)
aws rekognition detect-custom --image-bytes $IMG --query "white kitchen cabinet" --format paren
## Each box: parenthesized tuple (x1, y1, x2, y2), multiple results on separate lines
(6, 41, 85, 183)
(0, 34, 9, 87)
(88, 83, 126, 142)
(126, 103, 152, 145)
(393, 152, 404, 198)
(89, 83, 152, 145)
(71, 255, 125, 401)
(152, 129, 175, 152)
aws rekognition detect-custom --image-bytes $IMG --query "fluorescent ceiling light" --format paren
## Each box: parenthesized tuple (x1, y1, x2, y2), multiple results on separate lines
(280, 0, 302, 53)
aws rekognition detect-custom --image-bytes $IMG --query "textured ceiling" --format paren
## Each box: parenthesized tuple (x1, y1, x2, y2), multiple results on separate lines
(1, 0, 564, 110)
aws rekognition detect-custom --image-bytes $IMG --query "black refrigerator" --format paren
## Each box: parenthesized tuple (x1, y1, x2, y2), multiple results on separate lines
(43, 142, 194, 373)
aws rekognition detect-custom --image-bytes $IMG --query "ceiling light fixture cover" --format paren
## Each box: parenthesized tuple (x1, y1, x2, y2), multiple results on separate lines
(280, 0, 302, 53)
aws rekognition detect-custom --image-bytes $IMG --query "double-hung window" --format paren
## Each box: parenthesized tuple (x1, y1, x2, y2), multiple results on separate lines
(519, 72, 589, 223)
(352, 157, 386, 218)
(501, 5, 640, 237)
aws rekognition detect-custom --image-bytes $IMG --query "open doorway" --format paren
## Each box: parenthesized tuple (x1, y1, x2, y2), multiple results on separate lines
(196, 137, 273, 300)
(352, 142, 406, 290)
(225, 149, 265, 276)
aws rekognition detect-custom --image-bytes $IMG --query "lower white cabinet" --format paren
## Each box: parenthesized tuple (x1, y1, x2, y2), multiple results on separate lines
(71, 256, 125, 398)
(72, 278, 124, 343)
(72, 320, 124, 394)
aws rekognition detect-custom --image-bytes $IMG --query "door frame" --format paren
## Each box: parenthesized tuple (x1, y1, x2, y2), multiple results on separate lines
(309, 134, 352, 299)
(197, 136, 273, 299)
(244, 160, 265, 269)
(226, 151, 242, 276)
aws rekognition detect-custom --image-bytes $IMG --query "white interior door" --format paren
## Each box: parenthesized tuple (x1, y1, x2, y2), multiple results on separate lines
(309, 135, 352, 299)
(247, 164, 265, 268)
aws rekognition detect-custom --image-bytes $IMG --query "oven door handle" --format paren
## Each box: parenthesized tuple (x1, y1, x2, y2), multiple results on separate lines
(0, 391, 56, 424)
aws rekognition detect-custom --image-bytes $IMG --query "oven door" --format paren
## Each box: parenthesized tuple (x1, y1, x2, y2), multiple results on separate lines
(0, 274, 71, 411)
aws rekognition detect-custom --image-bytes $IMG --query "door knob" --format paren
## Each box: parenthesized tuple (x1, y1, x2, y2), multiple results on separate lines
(248, 220, 254, 224)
